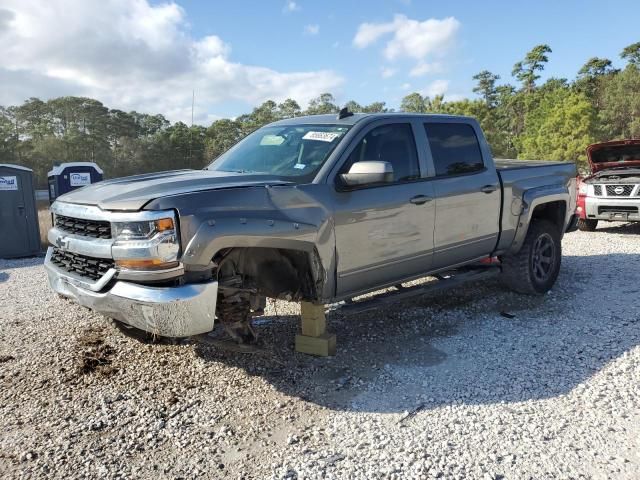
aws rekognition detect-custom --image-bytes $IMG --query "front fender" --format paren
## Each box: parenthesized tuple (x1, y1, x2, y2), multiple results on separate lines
(181, 215, 337, 300)
(183, 216, 320, 265)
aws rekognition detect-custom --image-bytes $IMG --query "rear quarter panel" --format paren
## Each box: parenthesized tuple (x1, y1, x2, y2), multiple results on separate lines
(495, 160, 577, 254)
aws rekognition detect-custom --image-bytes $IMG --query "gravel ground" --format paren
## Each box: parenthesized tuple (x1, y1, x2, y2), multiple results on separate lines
(1, 223, 639, 479)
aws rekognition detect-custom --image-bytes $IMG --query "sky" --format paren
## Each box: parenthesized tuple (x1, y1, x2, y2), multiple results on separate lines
(0, 0, 638, 124)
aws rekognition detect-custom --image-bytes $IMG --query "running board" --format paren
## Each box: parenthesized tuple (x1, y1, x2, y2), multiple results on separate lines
(334, 266, 501, 315)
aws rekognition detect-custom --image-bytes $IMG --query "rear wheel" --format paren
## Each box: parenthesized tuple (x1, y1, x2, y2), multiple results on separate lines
(577, 218, 598, 231)
(500, 219, 561, 295)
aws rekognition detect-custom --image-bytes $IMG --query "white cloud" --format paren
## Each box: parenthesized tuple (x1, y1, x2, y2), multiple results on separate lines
(0, 0, 342, 122)
(283, 1, 300, 13)
(353, 20, 398, 49)
(421, 79, 449, 98)
(409, 61, 444, 77)
(381, 67, 396, 79)
(353, 15, 459, 75)
(304, 24, 319, 35)
(400, 82, 411, 91)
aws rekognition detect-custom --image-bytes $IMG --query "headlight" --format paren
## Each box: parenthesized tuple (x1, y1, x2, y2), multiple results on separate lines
(578, 183, 588, 195)
(111, 213, 180, 271)
(112, 218, 175, 240)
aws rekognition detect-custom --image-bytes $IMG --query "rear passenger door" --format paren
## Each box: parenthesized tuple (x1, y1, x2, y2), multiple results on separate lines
(423, 120, 501, 269)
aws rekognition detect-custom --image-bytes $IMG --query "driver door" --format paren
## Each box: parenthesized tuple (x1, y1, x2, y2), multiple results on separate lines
(331, 120, 436, 297)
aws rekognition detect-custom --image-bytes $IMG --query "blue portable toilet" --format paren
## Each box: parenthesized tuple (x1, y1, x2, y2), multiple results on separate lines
(48, 162, 103, 204)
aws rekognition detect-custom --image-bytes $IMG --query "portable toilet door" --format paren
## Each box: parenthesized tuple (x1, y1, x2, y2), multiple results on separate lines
(47, 162, 104, 204)
(0, 164, 41, 258)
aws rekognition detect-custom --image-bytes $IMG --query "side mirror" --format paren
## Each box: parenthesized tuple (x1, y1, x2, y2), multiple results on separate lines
(340, 161, 394, 187)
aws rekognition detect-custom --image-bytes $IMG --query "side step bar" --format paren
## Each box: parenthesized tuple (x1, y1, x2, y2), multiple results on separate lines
(334, 266, 501, 315)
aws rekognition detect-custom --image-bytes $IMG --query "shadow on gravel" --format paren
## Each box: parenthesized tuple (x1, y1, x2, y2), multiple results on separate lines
(596, 222, 640, 235)
(193, 252, 640, 413)
(0, 256, 44, 272)
(0, 272, 8, 283)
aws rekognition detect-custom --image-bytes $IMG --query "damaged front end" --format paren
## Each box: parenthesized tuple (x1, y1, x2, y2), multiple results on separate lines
(146, 182, 336, 344)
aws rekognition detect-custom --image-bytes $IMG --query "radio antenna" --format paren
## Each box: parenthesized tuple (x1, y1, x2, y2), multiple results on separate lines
(189, 89, 194, 164)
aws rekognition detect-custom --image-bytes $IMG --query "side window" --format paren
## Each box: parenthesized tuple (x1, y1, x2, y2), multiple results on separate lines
(424, 123, 484, 176)
(340, 123, 420, 183)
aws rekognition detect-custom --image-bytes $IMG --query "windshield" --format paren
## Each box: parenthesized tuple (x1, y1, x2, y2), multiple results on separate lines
(207, 124, 350, 179)
(591, 145, 640, 163)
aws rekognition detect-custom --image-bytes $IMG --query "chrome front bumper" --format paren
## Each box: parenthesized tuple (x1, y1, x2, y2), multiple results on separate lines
(584, 196, 640, 222)
(45, 248, 218, 337)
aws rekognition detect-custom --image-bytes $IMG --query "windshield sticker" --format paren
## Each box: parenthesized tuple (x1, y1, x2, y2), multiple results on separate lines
(302, 131, 342, 142)
(0, 176, 18, 191)
(260, 134, 285, 146)
(294, 163, 306, 170)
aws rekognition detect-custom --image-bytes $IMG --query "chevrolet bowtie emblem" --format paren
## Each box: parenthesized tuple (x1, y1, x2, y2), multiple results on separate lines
(55, 236, 70, 250)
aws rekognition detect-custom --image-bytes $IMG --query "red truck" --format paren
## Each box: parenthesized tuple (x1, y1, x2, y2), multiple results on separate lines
(576, 139, 640, 231)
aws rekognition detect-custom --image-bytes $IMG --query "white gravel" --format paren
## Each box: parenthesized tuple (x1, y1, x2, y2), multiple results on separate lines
(1, 222, 639, 479)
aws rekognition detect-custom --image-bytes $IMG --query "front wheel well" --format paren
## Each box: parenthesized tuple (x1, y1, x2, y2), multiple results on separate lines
(213, 247, 324, 302)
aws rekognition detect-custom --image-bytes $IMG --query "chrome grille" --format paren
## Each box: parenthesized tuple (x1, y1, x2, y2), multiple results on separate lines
(54, 214, 112, 239)
(50, 248, 115, 281)
(605, 185, 634, 197)
(593, 185, 602, 196)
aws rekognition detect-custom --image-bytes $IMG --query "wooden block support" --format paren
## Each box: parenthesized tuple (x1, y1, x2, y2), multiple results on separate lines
(295, 333, 336, 357)
(295, 302, 336, 356)
(300, 302, 326, 337)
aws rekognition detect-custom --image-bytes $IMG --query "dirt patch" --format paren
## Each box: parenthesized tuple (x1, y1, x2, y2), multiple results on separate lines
(76, 328, 116, 376)
(0, 355, 15, 363)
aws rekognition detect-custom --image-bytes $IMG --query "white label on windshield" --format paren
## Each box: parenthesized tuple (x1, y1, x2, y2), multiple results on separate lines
(294, 163, 306, 169)
(70, 172, 91, 186)
(302, 131, 342, 142)
(260, 134, 285, 145)
(0, 176, 18, 191)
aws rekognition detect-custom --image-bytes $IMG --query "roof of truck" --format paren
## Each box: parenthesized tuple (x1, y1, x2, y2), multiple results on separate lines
(270, 112, 474, 127)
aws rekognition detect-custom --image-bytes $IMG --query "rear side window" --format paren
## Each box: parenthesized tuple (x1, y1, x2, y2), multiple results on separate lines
(341, 123, 420, 182)
(424, 123, 484, 176)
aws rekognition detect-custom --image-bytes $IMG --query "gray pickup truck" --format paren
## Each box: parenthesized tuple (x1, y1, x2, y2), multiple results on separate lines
(45, 113, 577, 342)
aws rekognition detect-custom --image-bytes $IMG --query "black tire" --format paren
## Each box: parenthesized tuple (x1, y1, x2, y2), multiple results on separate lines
(500, 219, 561, 295)
(577, 218, 598, 232)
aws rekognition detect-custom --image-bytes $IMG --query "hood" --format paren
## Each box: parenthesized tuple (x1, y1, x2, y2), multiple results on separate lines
(57, 169, 293, 211)
(587, 139, 640, 173)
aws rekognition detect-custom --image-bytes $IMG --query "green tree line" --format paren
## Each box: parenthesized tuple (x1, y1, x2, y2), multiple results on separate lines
(1, 42, 639, 187)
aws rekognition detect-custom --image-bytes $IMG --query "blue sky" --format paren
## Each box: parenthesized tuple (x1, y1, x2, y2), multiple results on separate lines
(1, 0, 638, 123)
(179, 0, 638, 111)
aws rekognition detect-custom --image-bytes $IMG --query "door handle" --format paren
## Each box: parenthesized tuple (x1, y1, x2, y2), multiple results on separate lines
(410, 195, 433, 205)
(480, 185, 498, 194)
(17, 205, 25, 216)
